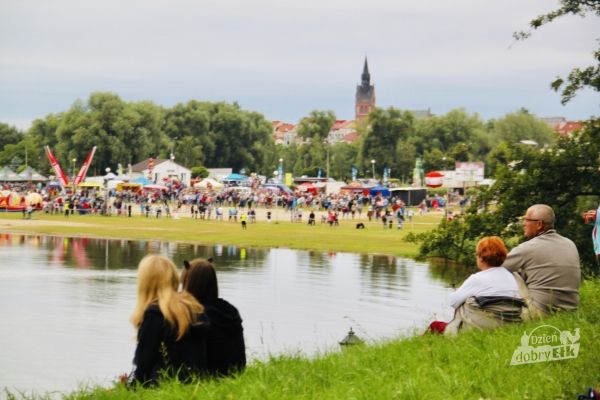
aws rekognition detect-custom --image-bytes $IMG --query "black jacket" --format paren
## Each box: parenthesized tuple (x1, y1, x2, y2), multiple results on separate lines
(204, 298, 246, 376)
(133, 304, 209, 386)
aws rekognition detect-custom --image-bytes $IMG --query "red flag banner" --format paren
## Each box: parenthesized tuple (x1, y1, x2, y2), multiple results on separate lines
(45, 146, 69, 187)
(73, 146, 97, 186)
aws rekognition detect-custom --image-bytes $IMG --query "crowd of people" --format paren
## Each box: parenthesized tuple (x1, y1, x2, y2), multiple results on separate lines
(3, 180, 456, 226)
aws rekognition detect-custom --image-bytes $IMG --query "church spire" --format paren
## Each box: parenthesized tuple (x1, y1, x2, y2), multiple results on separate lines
(355, 56, 376, 120)
(361, 57, 370, 88)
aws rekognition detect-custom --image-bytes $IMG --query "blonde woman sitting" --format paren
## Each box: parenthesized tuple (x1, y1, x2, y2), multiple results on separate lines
(129, 254, 209, 386)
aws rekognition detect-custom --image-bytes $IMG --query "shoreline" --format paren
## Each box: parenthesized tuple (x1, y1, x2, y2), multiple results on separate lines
(0, 209, 444, 259)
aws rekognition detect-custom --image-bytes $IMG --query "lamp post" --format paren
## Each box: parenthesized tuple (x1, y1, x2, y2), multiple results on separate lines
(371, 159, 376, 180)
(278, 158, 284, 183)
(71, 158, 77, 181)
(103, 167, 111, 216)
(170, 137, 178, 162)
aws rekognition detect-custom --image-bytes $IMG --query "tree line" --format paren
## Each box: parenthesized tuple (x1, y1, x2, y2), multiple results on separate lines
(0, 92, 557, 181)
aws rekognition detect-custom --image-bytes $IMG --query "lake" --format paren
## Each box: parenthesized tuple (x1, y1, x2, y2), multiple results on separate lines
(0, 234, 458, 397)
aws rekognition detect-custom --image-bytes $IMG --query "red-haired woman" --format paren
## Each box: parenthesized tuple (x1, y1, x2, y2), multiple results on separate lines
(428, 236, 525, 334)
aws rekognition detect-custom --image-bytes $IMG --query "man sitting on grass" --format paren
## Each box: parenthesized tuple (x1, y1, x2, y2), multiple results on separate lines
(502, 204, 581, 317)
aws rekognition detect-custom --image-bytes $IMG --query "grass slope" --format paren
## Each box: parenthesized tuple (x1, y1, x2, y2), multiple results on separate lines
(58, 279, 600, 400)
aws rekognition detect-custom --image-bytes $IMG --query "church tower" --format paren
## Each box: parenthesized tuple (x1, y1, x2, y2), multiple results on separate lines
(355, 57, 376, 120)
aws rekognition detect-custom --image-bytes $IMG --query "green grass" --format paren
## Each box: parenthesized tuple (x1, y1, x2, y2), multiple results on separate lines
(41, 279, 598, 400)
(0, 210, 442, 258)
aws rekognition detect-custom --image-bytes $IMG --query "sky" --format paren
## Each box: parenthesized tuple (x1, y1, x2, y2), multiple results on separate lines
(1, 0, 599, 130)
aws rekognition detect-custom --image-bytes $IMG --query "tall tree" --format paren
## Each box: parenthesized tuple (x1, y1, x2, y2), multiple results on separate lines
(487, 109, 556, 147)
(360, 107, 415, 178)
(0, 123, 24, 149)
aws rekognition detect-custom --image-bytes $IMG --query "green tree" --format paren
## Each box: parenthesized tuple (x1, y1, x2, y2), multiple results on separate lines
(297, 110, 336, 140)
(514, 0, 600, 104)
(487, 109, 556, 147)
(410, 120, 600, 275)
(360, 107, 415, 178)
(0, 123, 24, 149)
(190, 166, 209, 178)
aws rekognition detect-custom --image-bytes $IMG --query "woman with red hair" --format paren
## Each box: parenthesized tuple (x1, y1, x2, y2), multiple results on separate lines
(428, 236, 525, 334)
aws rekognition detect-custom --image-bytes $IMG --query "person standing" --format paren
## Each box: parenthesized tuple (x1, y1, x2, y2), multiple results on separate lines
(502, 204, 581, 316)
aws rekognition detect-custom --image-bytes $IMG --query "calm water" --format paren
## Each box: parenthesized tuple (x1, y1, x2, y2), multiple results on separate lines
(0, 234, 458, 396)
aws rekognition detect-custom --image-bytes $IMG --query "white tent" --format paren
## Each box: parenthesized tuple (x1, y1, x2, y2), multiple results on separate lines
(193, 178, 223, 189)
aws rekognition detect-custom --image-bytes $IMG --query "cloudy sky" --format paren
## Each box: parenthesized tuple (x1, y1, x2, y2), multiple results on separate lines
(1, 0, 598, 129)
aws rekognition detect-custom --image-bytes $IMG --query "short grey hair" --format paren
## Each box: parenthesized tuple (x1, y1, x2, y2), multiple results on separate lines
(528, 204, 555, 229)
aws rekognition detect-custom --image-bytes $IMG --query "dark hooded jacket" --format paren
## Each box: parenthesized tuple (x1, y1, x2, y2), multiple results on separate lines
(204, 298, 246, 376)
(132, 304, 209, 386)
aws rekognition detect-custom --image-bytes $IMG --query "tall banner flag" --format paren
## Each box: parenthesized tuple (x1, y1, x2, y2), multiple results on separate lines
(351, 166, 358, 181)
(383, 167, 389, 184)
(594, 205, 600, 256)
(73, 146, 97, 186)
(45, 146, 69, 187)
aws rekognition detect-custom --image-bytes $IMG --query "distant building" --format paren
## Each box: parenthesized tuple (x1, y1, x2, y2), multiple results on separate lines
(272, 121, 298, 145)
(131, 159, 191, 186)
(327, 120, 358, 144)
(409, 108, 434, 120)
(355, 57, 376, 120)
(541, 116, 584, 137)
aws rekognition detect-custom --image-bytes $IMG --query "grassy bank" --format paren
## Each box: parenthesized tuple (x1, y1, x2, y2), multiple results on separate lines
(0, 211, 442, 258)
(54, 278, 599, 400)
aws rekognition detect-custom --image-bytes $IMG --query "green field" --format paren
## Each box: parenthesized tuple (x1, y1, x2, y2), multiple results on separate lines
(0, 210, 443, 258)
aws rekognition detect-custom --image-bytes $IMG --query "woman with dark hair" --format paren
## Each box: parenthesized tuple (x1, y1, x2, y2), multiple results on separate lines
(181, 258, 246, 377)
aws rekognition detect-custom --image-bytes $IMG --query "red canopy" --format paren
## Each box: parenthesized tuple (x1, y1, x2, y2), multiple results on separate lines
(425, 171, 444, 188)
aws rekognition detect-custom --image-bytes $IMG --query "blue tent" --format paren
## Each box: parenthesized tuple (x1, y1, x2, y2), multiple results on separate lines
(132, 176, 152, 185)
(369, 185, 390, 197)
(223, 173, 249, 181)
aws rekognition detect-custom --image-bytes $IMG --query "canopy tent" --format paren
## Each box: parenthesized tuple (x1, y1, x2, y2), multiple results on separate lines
(222, 173, 249, 182)
(17, 167, 48, 182)
(0, 167, 20, 182)
(132, 176, 152, 185)
(78, 182, 103, 188)
(425, 171, 444, 188)
(369, 185, 391, 197)
(117, 182, 142, 192)
(104, 172, 118, 181)
(193, 178, 223, 189)
(389, 187, 427, 206)
(296, 182, 318, 195)
(107, 180, 124, 189)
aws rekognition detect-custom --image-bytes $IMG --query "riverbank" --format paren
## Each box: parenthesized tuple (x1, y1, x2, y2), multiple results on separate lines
(55, 278, 598, 399)
(0, 210, 443, 258)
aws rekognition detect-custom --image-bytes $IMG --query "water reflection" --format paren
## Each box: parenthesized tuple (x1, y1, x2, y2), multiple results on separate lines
(0, 233, 458, 396)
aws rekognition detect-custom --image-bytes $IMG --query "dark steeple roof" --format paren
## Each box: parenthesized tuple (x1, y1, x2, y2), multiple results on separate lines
(361, 57, 370, 88)
(356, 56, 375, 102)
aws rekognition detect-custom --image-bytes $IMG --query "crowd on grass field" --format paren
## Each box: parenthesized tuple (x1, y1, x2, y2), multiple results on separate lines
(2, 180, 465, 226)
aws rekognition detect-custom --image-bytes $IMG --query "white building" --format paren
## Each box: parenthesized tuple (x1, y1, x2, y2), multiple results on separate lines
(131, 159, 192, 186)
